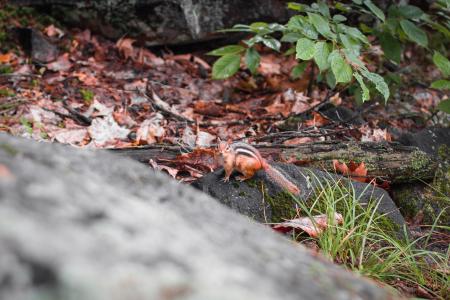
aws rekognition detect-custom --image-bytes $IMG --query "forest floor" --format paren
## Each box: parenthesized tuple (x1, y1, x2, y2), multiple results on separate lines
(0, 6, 448, 299)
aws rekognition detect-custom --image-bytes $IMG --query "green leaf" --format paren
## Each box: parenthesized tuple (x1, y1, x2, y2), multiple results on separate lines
(360, 69, 390, 101)
(284, 46, 296, 56)
(400, 20, 428, 47)
(281, 32, 303, 43)
(287, 2, 305, 11)
(325, 70, 336, 88)
(437, 99, 450, 113)
(313, 41, 330, 72)
(345, 26, 369, 44)
(291, 61, 309, 79)
(363, 0, 385, 22)
(333, 14, 347, 23)
(287, 16, 318, 39)
(353, 72, 370, 102)
(296, 38, 315, 60)
(212, 54, 241, 79)
(317, 1, 330, 18)
(429, 21, 450, 38)
(250, 22, 269, 33)
(308, 13, 336, 40)
(379, 32, 402, 64)
(261, 37, 281, 52)
(329, 50, 353, 83)
(335, 3, 351, 12)
(343, 49, 365, 68)
(208, 45, 245, 56)
(431, 79, 450, 90)
(339, 34, 361, 53)
(219, 24, 252, 33)
(433, 51, 450, 77)
(397, 5, 424, 19)
(245, 48, 260, 74)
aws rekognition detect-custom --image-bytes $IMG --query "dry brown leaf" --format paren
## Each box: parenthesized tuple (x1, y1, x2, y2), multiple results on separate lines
(333, 160, 368, 183)
(44, 24, 64, 38)
(283, 137, 314, 145)
(149, 159, 179, 178)
(116, 37, 135, 61)
(47, 53, 72, 72)
(274, 213, 343, 237)
(52, 128, 88, 145)
(88, 115, 130, 147)
(361, 128, 392, 142)
(136, 114, 165, 145)
(194, 100, 225, 117)
(305, 112, 329, 127)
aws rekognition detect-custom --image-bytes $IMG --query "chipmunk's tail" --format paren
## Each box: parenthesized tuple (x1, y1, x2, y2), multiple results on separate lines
(262, 162, 300, 195)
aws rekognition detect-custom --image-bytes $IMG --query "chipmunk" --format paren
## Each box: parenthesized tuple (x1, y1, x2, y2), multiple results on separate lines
(218, 141, 300, 195)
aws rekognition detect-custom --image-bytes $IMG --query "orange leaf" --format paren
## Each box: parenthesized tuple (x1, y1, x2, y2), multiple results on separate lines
(116, 37, 135, 60)
(333, 160, 368, 182)
(351, 162, 368, 182)
(305, 112, 329, 127)
(333, 160, 349, 175)
(0, 53, 12, 63)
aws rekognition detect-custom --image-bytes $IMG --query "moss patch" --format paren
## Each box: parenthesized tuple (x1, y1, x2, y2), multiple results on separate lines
(0, 143, 19, 156)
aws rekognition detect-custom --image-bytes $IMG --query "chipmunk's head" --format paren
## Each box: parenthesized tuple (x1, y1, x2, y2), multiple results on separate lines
(217, 140, 231, 154)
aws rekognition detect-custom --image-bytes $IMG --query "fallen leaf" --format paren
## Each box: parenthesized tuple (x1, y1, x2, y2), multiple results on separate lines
(88, 115, 131, 147)
(273, 213, 343, 237)
(333, 159, 350, 176)
(305, 112, 329, 127)
(73, 71, 98, 86)
(283, 137, 314, 145)
(116, 37, 135, 61)
(47, 53, 72, 72)
(0, 52, 12, 63)
(196, 131, 216, 148)
(149, 159, 178, 178)
(181, 127, 196, 148)
(44, 24, 64, 38)
(330, 92, 342, 106)
(333, 160, 368, 182)
(194, 100, 225, 117)
(258, 54, 281, 75)
(136, 114, 165, 145)
(52, 128, 88, 145)
(175, 148, 219, 171)
(361, 128, 392, 142)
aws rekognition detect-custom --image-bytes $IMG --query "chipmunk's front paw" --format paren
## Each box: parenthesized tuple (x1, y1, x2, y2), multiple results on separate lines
(235, 176, 249, 182)
(222, 177, 230, 183)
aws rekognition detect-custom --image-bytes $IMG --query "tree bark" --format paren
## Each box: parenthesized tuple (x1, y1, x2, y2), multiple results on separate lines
(109, 141, 436, 183)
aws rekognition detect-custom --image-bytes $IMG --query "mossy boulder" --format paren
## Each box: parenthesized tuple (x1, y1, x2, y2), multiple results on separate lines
(192, 164, 407, 233)
(392, 145, 449, 225)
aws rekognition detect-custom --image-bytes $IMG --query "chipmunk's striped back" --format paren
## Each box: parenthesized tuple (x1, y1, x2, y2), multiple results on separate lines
(230, 142, 263, 163)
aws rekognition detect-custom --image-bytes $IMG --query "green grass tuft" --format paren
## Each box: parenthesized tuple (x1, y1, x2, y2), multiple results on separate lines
(288, 174, 449, 299)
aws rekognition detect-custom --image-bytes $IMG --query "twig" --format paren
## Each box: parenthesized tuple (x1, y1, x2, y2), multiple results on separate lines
(0, 73, 41, 78)
(145, 89, 194, 124)
(254, 127, 349, 142)
(291, 90, 331, 118)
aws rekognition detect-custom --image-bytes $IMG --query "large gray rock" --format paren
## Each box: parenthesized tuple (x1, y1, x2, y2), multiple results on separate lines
(0, 133, 397, 300)
(193, 164, 407, 232)
(11, 0, 291, 45)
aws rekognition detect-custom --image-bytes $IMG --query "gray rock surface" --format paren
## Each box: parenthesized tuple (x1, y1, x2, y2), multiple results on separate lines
(0, 133, 398, 300)
(397, 127, 450, 157)
(193, 163, 407, 231)
(11, 0, 291, 45)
